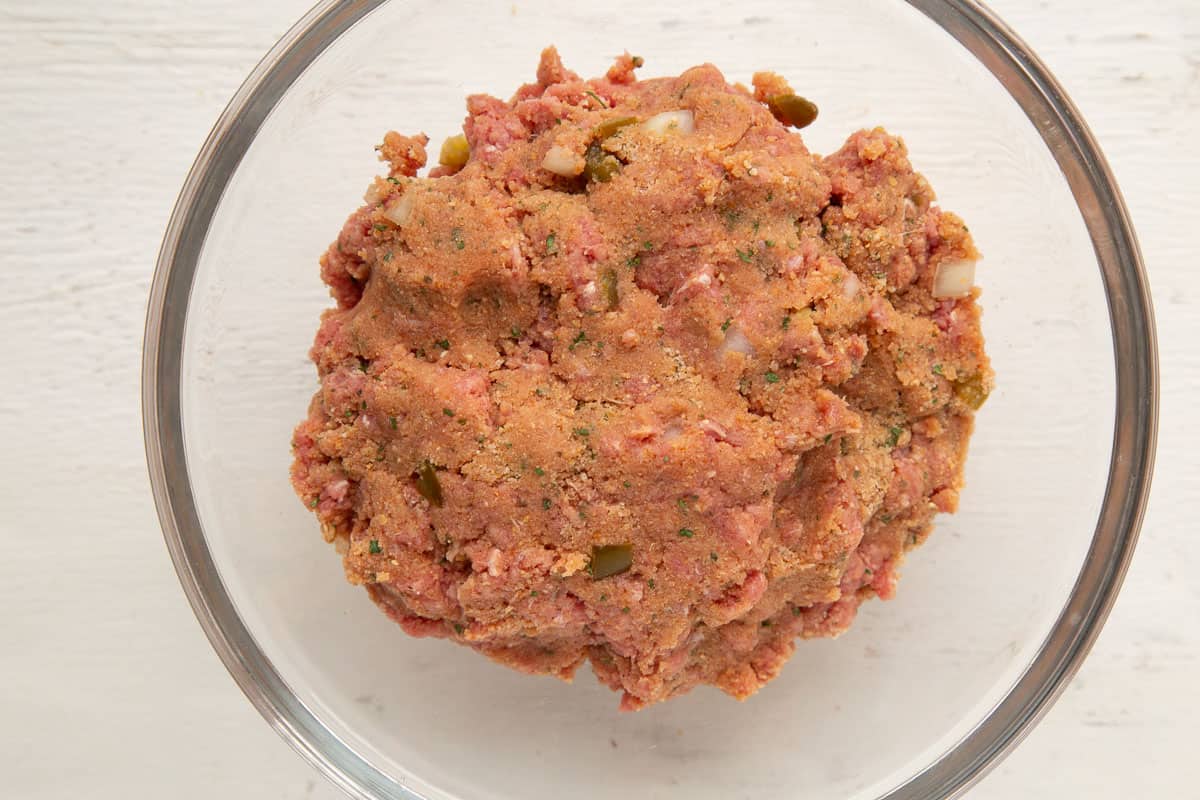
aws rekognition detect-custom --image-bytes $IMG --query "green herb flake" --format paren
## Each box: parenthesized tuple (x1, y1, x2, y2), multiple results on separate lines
(735, 247, 753, 263)
(372, 223, 388, 232)
(647, 579, 655, 589)
(709, 551, 719, 562)
(678, 528, 695, 538)
(541, 498, 552, 510)
(765, 239, 776, 248)
(932, 363, 945, 375)
(764, 371, 781, 384)
(546, 233, 558, 255)
(643, 240, 654, 251)
(434, 338, 451, 350)
(585, 89, 609, 108)
(781, 315, 791, 330)
(622, 480, 632, 488)
(885, 426, 903, 448)
(626, 254, 641, 268)
(453, 623, 465, 634)
(721, 318, 732, 332)
(761, 620, 772, 628)
(573, 426, 591, 438)
(389, 416, 398, 430)
(534, 467, 545, 477)
(568, 330, 588, 351)
(308, 498, 319, 509)
(442, 407, 455, 417)
(510, 326, 523, 339)
(823, 433, 833, 444)
(450, 227, 466, 250)
(621, 606, 631, 614)
(368, 539, 382, 554)
(386, 176, 401, 185)
(530, 590, 540, 597)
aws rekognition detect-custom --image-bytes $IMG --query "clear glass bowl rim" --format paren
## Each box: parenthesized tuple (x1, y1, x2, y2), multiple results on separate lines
(142, 2, 1159, 798)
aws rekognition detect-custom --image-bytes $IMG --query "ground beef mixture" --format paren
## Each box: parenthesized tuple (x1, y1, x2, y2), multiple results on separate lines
(290, 48, 991, 710)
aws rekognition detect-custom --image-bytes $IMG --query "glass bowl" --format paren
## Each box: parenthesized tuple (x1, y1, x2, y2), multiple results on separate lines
(143, 1, 1157, 798)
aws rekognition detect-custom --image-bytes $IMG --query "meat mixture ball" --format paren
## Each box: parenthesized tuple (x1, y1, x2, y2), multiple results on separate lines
(291, 48, 992, 710)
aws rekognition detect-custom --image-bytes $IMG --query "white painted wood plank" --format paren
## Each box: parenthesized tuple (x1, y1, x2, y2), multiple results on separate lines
(0, 0, 1193, 797)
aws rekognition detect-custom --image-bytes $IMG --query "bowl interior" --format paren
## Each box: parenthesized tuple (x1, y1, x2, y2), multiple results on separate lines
(177, 1, 1114, 798)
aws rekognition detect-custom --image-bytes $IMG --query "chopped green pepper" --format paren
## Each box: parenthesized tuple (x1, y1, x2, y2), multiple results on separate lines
(953, 373, 990, 409)
(593, 115, 638, 140)
(438, 134, 470, 168)
(766, 93, 819, 129)
(590, 543, 633, 579)
(584, 143, 622, 183)
(599, 268, 619, 310)
(415, 460, 443, 507)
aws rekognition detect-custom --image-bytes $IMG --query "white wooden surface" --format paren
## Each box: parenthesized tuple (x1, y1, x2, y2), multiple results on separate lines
(0, 1, 1195, 797)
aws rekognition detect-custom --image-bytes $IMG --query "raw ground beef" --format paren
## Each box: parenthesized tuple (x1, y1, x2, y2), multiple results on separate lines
(290, 48, 992, 710)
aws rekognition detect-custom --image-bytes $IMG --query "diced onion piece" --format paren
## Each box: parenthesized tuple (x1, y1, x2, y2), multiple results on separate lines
(542, 145, 583, 176)
(641, 110, 695, 136)
(363, 178, 386, 205)
(383, 192, 415, 226)
(842, 271, 862, 299)
(721, 326, 754, 356)
(932, 259, 976, 299)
